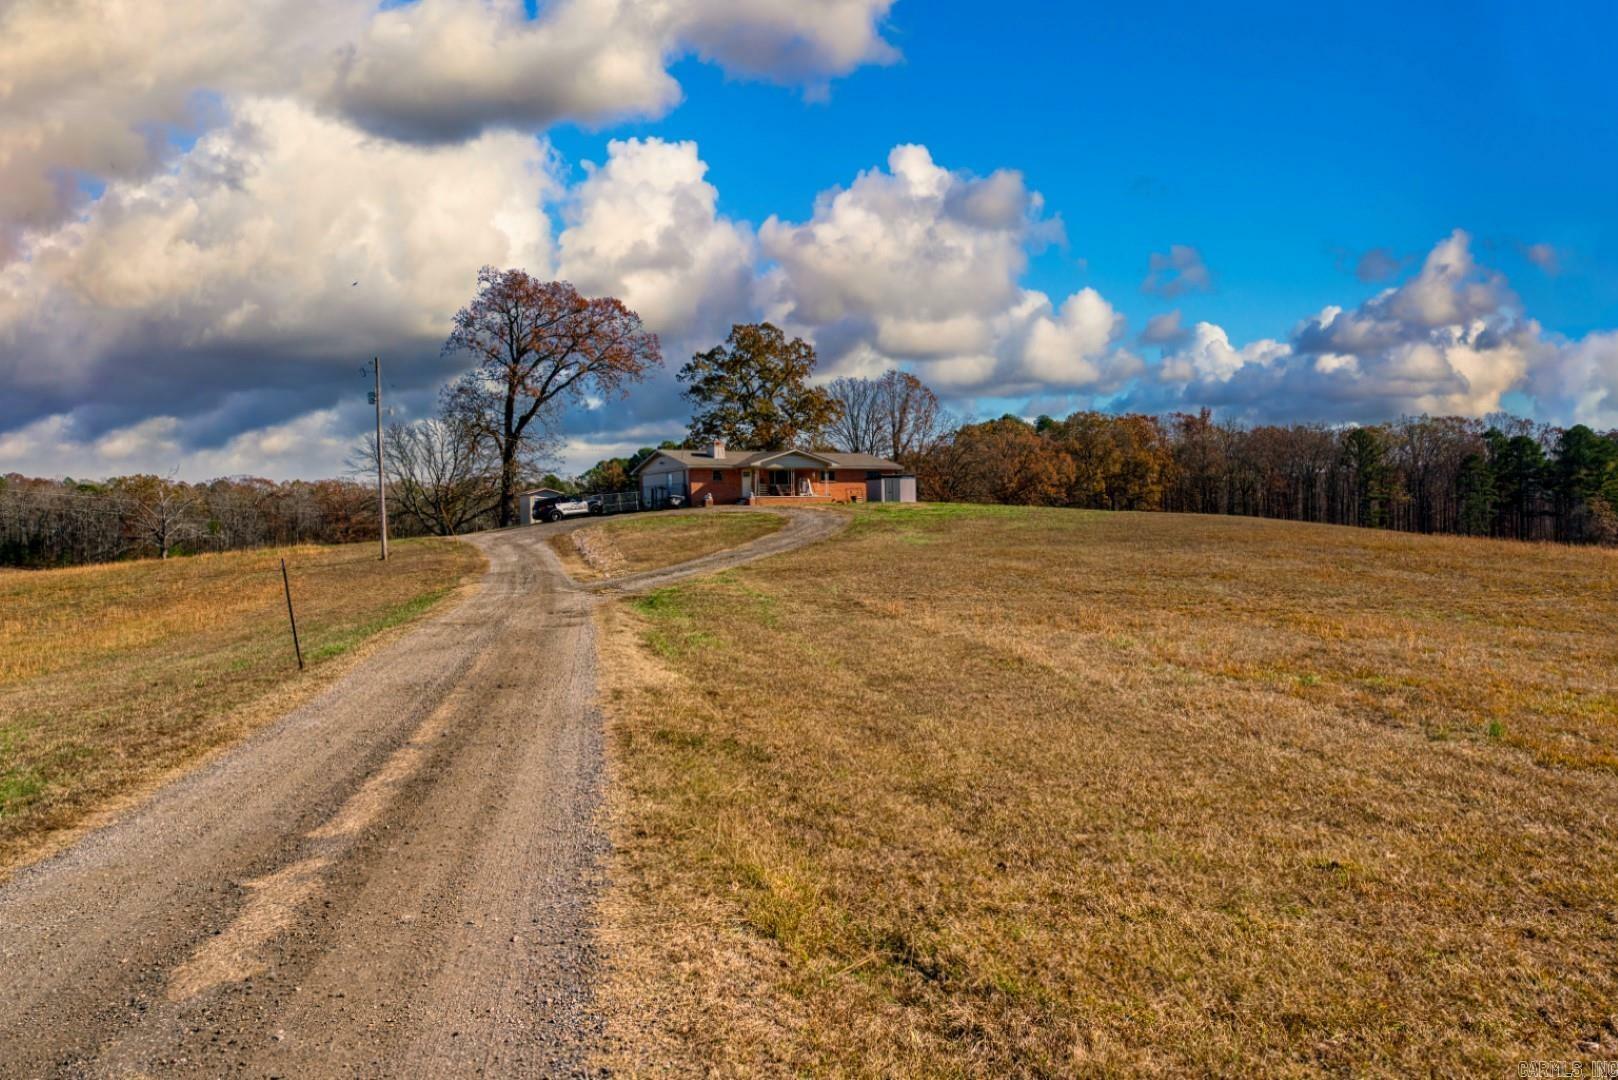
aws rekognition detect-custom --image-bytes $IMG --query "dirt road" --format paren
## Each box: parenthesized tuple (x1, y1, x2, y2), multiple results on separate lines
(0, 509, 843, 1078)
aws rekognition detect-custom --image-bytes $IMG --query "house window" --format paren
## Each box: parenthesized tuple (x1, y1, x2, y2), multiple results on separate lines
(820, 470, 835, 482)
(712, 470, 723, 481)
(866, 470, 884, 480)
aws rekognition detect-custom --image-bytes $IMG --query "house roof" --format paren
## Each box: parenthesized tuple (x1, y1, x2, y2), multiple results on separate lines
(630, 448, 902, 475)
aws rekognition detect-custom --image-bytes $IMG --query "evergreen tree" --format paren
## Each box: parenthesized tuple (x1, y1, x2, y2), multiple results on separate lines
(1550, 425, 1618, 541)
(1456, 452, 1497, 536)
(1341, 427, 1389, 528)
(1487, 430, 1547, 539)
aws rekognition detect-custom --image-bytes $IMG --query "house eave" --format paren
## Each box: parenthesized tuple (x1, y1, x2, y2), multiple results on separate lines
(748, 449, 840, 468)
(628, 450, 678, 477)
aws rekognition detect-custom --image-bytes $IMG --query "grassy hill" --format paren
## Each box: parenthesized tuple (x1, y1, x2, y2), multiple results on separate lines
(595, 504, 1618, 1075)
(0, 539, 481, 876)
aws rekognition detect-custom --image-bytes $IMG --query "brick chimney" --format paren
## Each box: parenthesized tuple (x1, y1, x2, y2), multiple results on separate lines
(710, 439, 726, 459)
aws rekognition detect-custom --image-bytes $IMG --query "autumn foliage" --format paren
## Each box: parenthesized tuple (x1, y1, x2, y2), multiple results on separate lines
(913, 409, 1618, 544)
(678, 323, 840, 450)
(443, 267, 660, 526)
(0, 474, 385, 567)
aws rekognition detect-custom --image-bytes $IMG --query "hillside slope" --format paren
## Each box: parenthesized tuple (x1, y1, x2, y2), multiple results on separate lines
(596, 505, 1618, 1075)
(0, 539, 481, 874)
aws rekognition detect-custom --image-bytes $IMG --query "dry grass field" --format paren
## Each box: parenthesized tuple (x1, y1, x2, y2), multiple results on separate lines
(595, 504, 1618, 1076)
(0, 539, 481, 876)
(549, 510, 785, 581)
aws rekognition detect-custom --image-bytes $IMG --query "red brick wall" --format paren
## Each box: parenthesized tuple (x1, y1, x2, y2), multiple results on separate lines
(686, 468, 893, 504)
(687, 469, 746, 505)
(818, 471, 870, 502)
(805, 470, 889, 502)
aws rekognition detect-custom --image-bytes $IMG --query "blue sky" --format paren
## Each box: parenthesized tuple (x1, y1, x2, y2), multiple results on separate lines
(3, 0, 1617, 479)
(552, 0, 1617, 344)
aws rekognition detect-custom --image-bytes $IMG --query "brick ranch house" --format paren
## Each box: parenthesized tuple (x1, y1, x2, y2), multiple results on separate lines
(632, 441, 916, 506)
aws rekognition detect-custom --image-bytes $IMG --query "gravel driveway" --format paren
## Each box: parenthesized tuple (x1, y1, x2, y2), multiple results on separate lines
(0, 508, 844, 1078)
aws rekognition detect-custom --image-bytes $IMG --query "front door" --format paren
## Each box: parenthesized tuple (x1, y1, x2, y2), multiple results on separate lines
(769, 469, 790, 494)
(741, 470, 753, 498)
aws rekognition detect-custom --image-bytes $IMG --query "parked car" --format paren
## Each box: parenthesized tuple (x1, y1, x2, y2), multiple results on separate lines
(533, 495, 592, 523)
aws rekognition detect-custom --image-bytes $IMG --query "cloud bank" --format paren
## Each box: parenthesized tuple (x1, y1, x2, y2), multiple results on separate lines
(1141, 230, 1561, 423)
(0, 0, 897, 249)
(1, 0, 1614, 480)
(1, 98, 555, 446)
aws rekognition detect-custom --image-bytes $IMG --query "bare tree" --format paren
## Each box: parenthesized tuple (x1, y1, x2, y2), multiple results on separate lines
(875, 370, 947, 463)
(113, 475, 202, 559)
(443, 267, 661, 526)
(355, 418, 500, 536)
(824, 370, 948, 465)
(825, 375, 886, 454)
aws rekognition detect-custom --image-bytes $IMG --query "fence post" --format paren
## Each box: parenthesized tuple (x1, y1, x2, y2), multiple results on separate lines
(281, 558, 304, 670)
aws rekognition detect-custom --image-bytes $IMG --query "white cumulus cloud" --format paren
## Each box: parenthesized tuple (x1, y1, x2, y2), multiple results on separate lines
(757, 144, 1134, 396)
(1158, 323, 1288, 385)
(0, 0, 898, 251)
(558, 137, 754, 347)
(1146, 231, 1561, 421)
(673, 0, 898, 82)
(1531, 330, 1618, 429)
(0, 97, 557, 438)
(320, 0, 681, 143)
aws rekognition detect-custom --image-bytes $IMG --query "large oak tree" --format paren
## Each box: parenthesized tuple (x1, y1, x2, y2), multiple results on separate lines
(679, 323, 841, 451)
(443, 267, 660, 526)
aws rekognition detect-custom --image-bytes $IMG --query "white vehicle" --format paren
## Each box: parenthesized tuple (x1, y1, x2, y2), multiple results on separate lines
(533, 495, 592, 523)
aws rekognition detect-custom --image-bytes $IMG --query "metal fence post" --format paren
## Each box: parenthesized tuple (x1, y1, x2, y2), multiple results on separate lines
(281, 558, 304, 670)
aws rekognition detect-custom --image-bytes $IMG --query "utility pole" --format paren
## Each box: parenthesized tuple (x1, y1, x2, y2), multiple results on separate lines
(372, 356, 389, 561)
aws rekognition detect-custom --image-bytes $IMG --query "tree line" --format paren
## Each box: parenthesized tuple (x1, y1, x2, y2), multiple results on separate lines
(914, 409, 1618, 545)
(0, 474, 388, 567)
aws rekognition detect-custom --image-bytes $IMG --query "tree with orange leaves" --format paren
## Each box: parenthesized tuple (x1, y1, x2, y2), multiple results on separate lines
(443, 267, 661, 527)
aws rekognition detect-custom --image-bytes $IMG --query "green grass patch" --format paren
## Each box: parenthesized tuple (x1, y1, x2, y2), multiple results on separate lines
(634, 586, 716, 658)
(305, 586, 453, 663)
(633, 586, 692, 619)
(0, 766, 46, 819)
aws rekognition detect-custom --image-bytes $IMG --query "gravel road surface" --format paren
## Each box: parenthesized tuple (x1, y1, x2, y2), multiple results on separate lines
(0, 508, 843, 1078)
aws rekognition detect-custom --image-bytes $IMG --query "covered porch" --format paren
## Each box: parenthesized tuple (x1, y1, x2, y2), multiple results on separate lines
(733, 451, 859, 505)
(744, 467, 832, 499)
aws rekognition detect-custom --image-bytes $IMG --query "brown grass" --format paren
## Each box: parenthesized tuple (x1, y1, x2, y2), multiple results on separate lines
(548, 510, 786, 582)
(0, 538, 482, 876)
(594, 504, 1618, 1076)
